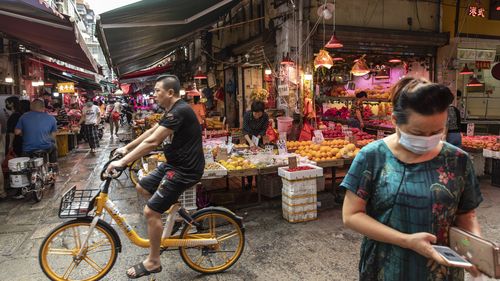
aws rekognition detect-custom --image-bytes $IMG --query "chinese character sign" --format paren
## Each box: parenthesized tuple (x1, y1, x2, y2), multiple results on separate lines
(57, 82, 75, 93)
(469, 5, 486, 17)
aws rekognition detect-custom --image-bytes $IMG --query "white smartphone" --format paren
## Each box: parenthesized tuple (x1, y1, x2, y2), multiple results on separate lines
(432, 245, 473, 268)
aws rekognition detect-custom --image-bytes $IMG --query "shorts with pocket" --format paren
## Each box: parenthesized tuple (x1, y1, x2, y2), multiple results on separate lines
(138, 163, 201, 214)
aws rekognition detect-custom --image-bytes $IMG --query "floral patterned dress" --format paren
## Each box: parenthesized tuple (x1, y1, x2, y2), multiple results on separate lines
(341, 140, 483, 281)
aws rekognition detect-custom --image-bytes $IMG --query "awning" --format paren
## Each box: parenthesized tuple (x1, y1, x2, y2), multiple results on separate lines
(0, 0, 100, 73)
(96, 0, 238, 77)
(28, 57, 96, 80)
(313, 25, 450, 57)
(47, 70, 102, 92)
(119, 64, 172, 81)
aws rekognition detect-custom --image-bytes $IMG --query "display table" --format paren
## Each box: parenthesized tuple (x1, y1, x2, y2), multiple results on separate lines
(56, 131, 78, 157)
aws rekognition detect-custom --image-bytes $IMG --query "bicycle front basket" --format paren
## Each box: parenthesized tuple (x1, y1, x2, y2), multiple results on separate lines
(58, 186, 100, 219)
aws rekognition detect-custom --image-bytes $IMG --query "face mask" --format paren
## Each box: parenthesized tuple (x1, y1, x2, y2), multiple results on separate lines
(398, 129, 442, 154)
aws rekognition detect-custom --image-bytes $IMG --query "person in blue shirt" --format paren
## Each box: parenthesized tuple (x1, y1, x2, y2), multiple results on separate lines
(15, 99, 58, 167)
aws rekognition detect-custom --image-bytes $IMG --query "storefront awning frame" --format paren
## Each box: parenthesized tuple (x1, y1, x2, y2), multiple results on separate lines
(96, 0, 239, 77)
(0, 0, 101, 73)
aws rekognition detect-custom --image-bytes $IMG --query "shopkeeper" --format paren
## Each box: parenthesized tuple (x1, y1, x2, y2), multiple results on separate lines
(242, 101, 269, 190)
(348, 91, 367, 128)
(242, 101, 269, 147)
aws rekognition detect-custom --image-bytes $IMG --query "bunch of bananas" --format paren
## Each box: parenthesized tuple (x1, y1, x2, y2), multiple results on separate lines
(206, 117, 223, 129)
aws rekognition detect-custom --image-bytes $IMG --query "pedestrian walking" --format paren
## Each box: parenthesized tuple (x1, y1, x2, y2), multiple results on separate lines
(106, 100, 121, 138)
(79, 101, 101, 153)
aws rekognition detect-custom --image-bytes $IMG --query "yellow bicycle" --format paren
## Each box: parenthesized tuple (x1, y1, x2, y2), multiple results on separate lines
(39, 158, 245, 281)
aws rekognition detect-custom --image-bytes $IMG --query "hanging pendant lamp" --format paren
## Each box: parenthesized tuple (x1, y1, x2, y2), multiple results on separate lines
(351, 55, 371, 76)
(314, 49, 334, 69)
(325, 0, 342, 49)
(194, 66, 207, 80)
(325, 33, 343, 49)
(280, 52, 295, 65)
(388, 58, 402, 63)
(466, 76, 483, 87)
(459, 64, 474, 75)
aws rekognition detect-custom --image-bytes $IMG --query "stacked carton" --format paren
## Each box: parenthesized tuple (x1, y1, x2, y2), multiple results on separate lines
(278, 164, 323, 223)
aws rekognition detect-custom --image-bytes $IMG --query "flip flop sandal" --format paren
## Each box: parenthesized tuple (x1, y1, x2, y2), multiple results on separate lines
(126, 262, 162, 279)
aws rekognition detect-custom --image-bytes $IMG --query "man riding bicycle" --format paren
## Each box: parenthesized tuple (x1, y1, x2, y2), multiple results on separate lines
(107, 75, 205, 279)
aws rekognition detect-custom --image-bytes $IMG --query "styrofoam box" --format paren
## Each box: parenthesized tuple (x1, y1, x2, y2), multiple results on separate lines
(282, 193, 317, 205)
(282, 180, 317, 196)
(496, 151, 500, 159)
(282, 178, 317, 190)
(283, 209, 317, 222)
(278, 164, 323, 181)
(282, 202, 317, 213)
(483, 149, 493, 158)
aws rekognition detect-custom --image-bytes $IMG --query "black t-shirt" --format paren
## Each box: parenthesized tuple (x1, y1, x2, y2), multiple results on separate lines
(6, 112, 23, 156)
(159, 99, 205, 179)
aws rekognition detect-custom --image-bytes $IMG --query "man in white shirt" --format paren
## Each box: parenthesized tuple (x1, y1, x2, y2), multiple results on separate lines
(79, 101, 101, 153)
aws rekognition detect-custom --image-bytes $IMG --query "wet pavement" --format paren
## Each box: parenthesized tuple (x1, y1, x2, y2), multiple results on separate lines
(0, 127, 499, 281)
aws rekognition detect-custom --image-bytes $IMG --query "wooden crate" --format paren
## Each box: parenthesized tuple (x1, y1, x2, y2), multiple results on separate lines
(258, 174, 282, 198)
(315, 159, 344, 168)
(227, 168, 258, 178)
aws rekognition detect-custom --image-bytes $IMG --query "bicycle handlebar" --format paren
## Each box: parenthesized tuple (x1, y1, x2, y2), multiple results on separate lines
(100, 155, 126, 181)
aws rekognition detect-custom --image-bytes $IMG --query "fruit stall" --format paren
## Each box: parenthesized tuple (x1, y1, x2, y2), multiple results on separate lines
(462, 135, 500, 181)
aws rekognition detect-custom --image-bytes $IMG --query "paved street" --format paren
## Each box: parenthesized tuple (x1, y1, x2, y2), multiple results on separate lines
(0, 128, 499, 281)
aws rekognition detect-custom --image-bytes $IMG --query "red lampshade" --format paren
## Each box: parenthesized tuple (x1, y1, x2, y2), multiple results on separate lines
(466, 76, 483, 87)
(324, 33, 343, 49)
(388, 58, 402, 63)
(314, 49, 333, 69)
(194, 67, 207, 79)
(351, 56, 371, 76)
(459, 64, 473, 75)
(280, 52, 295, 65)
(333, 57, 344, 61)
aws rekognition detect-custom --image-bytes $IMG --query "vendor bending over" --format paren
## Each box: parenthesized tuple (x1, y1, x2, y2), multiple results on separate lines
(242, 101, 269, 189)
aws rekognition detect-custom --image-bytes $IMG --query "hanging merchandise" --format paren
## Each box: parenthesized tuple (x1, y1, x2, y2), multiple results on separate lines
(207, 72, 216, 88)
(265, 120, 279, 144)
(299, 121, 314, 141)
(214, 87, 224, 102)
(250, 88, 269, 102)
(314, 49, 334, 69)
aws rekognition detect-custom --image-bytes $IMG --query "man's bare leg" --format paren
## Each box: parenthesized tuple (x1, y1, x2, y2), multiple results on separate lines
(127, 205, 163, 277)
(135, 184, 153, 199)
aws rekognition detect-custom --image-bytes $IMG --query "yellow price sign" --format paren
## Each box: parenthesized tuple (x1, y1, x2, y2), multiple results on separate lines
(57, 82, 75, 93)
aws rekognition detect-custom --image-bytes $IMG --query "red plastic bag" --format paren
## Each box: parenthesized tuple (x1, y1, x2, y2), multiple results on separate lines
(299, 121, 314, 141)
(265, 122, 278, 143)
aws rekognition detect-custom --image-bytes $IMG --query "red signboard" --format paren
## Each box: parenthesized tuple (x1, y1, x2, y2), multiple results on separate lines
(475, 61, 491, 69)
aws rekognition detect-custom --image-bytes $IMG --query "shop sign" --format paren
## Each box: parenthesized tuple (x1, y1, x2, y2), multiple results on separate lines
(467, 123, 475, 136)
(468, 5, 486, 17)
(457, 49, 496, 62)
(313, 130, 324, 144)
(277, 139, 287, 155)
(57, 82, 75, 93)
(475, 61, 491, 69)
(278, 84, 289, 96)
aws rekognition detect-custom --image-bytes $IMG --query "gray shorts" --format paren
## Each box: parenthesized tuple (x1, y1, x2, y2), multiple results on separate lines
(139, 163, 200, 214)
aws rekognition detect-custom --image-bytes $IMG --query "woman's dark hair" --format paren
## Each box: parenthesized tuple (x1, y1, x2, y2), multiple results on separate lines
(6, 96, 20, 112)
(19, 100, 31, 114)
(390, 77, 453, 125)
(251, 101, 265, 113)
(356, 91, 367, 99)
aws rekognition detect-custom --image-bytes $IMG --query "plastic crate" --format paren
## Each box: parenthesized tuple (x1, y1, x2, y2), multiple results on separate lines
(59, 186, 99, 218)
(179, 186, 197, 210)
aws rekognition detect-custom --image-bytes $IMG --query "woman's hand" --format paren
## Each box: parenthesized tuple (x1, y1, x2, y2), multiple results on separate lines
(404, 233, 450, 266)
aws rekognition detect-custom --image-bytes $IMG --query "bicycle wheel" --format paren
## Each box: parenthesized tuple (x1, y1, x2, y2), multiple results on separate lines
(129, 158, 142, 186)
(179, 209, 245, 274)
(39, 218, 119, 281)
(32, 177, 44, 202)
